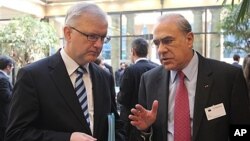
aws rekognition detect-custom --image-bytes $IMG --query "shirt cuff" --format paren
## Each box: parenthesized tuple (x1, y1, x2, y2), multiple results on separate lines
(140, 127, 153, 141)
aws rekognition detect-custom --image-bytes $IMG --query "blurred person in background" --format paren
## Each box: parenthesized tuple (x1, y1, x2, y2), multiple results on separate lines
(0, 55, 14, 141)
(115, 62, 127, 87)
(232, 53, 242, 68)
(118, 37, 158, 141)
(94, 57, 110, 74)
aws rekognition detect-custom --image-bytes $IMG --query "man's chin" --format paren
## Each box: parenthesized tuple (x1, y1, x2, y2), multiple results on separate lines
(162, 63, 176, 71)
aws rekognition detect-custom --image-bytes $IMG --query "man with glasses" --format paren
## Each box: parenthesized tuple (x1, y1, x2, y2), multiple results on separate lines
(129, 13, 250, 141)
(0, 55, 14, 141)
(5, 3, 125, 141)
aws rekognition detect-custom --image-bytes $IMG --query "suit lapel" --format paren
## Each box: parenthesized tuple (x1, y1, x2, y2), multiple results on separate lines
(192, 54, 213, 141)
(48, 52, 91, 133)
(89, 63, 110, 136)
(89, 64, 100, 136)
(155, 67, 170, 140)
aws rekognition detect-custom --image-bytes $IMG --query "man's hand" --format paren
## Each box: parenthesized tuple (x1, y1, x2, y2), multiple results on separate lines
(70, 132, 97, 141)
(129, 100, 158, 131)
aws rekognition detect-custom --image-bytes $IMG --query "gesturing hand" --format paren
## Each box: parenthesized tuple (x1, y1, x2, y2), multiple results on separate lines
(128, 100, 158, 131)
(70, 132, 97, 141)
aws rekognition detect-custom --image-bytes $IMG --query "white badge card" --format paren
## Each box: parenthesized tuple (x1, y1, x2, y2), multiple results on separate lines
(205, 103, 226, 121)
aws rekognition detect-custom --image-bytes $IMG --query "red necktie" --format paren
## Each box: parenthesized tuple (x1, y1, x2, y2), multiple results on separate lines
(174, 71, 191, 141)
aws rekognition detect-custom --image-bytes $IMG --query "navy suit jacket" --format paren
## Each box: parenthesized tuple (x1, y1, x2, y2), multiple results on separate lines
(0, 71, 12, 128)
(5, 52, 125, 141)
(118, 59, 158, 109)
(138, 52, 250, 141)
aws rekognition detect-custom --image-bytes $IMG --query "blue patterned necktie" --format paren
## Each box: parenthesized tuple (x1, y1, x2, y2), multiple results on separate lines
(75, 67, 90, 127)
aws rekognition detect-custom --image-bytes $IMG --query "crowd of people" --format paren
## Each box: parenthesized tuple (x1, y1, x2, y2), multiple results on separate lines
(1, 2, 250, 141)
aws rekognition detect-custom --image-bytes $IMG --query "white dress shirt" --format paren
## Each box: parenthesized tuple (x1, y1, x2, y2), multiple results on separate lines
(60, 49, 94, 134)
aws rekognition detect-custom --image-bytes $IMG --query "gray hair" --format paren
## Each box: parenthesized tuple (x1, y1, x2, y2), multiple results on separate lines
(65, 3, 107, 26)
(158, 13, 192, 34)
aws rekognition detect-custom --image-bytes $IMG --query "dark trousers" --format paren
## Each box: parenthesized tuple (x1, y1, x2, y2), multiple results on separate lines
(119, 105, 143, 141)
(0, 127, 5, 141)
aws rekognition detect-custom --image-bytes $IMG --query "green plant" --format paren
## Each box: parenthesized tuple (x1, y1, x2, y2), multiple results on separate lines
(221, 0, 250, 24)
(0, 15, 59, 68)
(221, 4, 250, 53)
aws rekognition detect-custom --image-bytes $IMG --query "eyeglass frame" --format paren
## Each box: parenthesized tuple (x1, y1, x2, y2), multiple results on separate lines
(68, 26, 111, 43)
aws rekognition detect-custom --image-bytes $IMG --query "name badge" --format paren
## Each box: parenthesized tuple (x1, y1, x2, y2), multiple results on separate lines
(205, 103, 226, 121)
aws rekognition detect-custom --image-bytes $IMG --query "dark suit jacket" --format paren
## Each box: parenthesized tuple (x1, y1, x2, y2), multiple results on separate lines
(232, 62, 242, 68)
(138, 53, 250, 141)
(104, 63, 113, 75)
(118, 60, 158, 109)
(0, 71, 12, 128)
(5, 52, 125, 141)
(118, 59, 158, 141)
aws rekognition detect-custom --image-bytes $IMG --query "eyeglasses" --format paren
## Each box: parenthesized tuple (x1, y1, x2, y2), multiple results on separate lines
(69, 26, 111, 43)
(153, 36, 174, 47)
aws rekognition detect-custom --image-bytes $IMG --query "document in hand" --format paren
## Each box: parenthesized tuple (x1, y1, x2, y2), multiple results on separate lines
(108, 113, 115, 141)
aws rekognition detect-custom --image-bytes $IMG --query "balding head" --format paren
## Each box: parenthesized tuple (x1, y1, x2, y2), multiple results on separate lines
(65, 3, 107, 26)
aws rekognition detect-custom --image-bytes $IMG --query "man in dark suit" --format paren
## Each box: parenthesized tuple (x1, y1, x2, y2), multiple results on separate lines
(232, 54, 242, 68)
(115, 62, 126, 87)
(5, 3, 124, 141)
(104, 62, 113, 75)
(0, 55, 14, 141)
(129, 14, 250, 141)
(117, 37, 158, 141)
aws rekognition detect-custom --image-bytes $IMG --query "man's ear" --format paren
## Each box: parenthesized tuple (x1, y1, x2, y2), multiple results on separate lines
(131, 48, 136, 56)
(186, 32, 194, 49)
(63, 26, 72, 41)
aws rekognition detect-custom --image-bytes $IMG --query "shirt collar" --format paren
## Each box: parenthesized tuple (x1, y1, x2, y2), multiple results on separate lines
(135, 58, 148, 64)
(60, 48, 89, 76)
(0, 70, 9, 77)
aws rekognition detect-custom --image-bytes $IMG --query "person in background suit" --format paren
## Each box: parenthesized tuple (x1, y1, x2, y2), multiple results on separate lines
(0, 55, 14, 141)
(117, 37, 158, 141)
(94, 57, 110, 74)
(104, 62, 113, 76)
(115, 62, 126, 87)
(129, 13, 250, 141)
(232, 54, 242, 68)
(5, 3, 124, 141)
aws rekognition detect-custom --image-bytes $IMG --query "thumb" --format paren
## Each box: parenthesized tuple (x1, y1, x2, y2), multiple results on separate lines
(151, 100, 158, 115)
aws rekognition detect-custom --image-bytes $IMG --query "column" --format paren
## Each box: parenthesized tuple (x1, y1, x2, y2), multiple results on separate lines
(209, 8, 221, 60)
(125, 13, 135, 62)
(110, 15, 120, 72)
(192, 10, 204, 55)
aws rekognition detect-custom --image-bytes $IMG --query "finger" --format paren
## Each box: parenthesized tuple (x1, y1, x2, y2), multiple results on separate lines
(130, 108, 141, 117)
(81, 133, 97, 140)
(134, 104, 146, 112)
(128, 113, 140, 121)
(130, 119, 144, 130)
(151, 100, 159, 115)
(130, 120, 140, 127)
